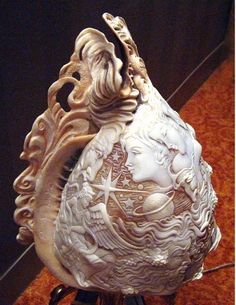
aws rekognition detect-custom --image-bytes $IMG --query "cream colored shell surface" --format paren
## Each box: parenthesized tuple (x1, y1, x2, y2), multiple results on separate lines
(14, 13, 221, 295)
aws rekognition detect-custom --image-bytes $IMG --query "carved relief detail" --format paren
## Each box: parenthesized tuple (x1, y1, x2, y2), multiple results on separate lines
(14, 13, 221, 294)
(13, 16, 140, 245)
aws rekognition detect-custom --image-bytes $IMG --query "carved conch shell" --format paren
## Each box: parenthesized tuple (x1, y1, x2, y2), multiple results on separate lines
(14, 13, 221, 295)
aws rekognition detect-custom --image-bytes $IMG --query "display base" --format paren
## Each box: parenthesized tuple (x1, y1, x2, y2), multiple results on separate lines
(48, 285, 176, 305)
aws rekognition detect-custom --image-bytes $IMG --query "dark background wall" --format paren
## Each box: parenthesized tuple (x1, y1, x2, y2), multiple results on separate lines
(0, 0, 232, 304)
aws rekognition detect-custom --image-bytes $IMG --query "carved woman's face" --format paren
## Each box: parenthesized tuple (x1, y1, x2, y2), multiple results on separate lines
(124, 138, 160, 183)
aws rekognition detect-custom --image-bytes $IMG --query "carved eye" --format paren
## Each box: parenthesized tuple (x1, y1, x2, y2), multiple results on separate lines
(132, 149, 141, 155)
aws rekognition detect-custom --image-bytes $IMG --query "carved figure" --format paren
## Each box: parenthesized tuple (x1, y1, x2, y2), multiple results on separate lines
(14, 13, 221, 296)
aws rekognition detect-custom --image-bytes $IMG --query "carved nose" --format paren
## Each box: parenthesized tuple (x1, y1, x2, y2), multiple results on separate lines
(125, 156, 131, 168)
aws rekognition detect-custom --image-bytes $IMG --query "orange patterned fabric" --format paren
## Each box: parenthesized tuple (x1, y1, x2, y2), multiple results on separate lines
(14, 58, 234, 305)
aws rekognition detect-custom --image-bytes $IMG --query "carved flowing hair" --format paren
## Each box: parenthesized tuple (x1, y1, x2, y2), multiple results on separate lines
(13, 13, 151, 287)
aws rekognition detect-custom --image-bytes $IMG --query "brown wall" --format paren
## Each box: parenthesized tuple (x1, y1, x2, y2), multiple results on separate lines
(0, 1, 232, 303)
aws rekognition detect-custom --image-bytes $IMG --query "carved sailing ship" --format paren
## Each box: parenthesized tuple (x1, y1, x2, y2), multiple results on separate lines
(14, 13, 221, 296)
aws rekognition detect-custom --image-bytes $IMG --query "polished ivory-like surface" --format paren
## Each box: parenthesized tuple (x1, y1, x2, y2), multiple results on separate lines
(14, 13, 221, 295)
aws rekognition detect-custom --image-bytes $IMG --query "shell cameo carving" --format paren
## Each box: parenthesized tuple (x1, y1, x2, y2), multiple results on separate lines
(14, 13, 221, 296)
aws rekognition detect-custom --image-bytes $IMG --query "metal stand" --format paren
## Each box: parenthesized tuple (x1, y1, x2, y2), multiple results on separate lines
(49, 285, 75, 305)
(72, 290, 146, 305)
(124, 295, 146, 305)
(48, 286, 175, 305)
(72, 290, 99, 305)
